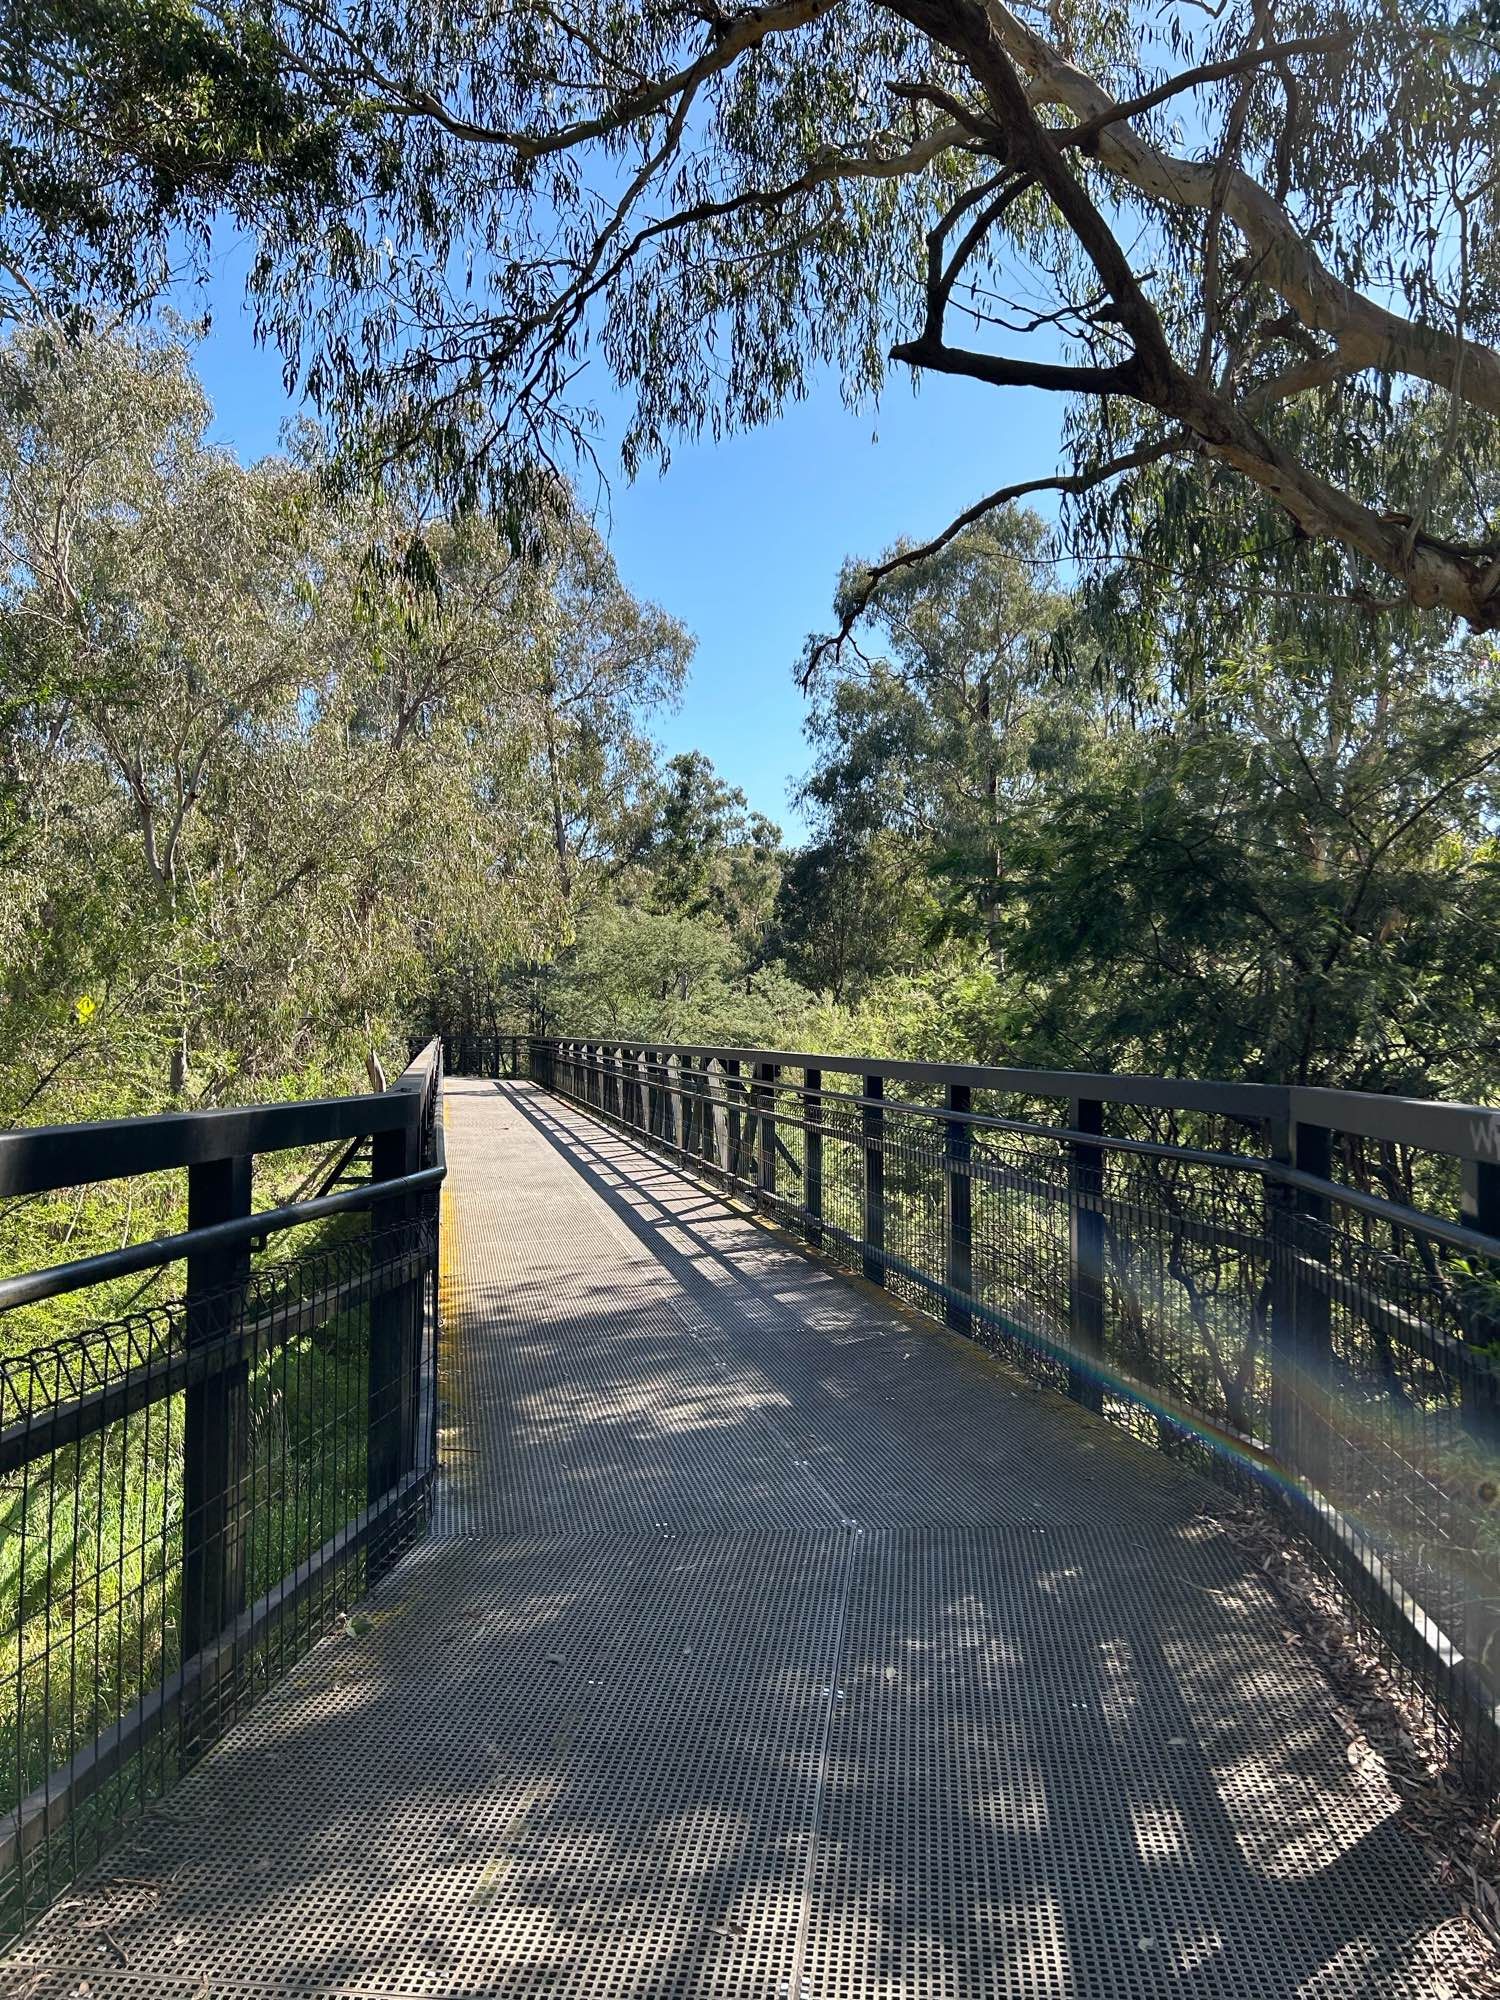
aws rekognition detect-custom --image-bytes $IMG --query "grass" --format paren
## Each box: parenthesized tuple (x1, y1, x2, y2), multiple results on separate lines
(0, 1208, 417, 1940)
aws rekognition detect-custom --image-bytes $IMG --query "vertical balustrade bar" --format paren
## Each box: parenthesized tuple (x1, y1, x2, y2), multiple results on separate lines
(755, 1062, 778, 1208)
(1269, 1117, 1333, 1477)
(723, 1059, 743, 1186)
(368, 1106, 421, 1575)
(708, 1059, 729, 1177)
(688, 1048, 704, 1160)
(1462, 1157, 1500, 1234)
(692, 1056, 709, 1162)
(182, 1154, 253, 1669)
(862, 1072, 885, 1286)
(1067, 1097, 1106, 1412)
(1269, 1117, 1299, 1465)
(804, 1068, 823, 1248)
(945, 1084, 972, 1332)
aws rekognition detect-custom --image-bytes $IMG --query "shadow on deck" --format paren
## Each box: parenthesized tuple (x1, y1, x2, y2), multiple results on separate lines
(3, 1080, 1471, 1998)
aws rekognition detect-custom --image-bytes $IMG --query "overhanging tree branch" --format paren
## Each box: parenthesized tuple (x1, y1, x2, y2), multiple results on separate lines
(805, 431, 1188, 680)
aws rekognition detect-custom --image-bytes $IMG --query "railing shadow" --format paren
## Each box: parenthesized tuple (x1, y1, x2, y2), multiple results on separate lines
(6, 1074, 1465, 1997)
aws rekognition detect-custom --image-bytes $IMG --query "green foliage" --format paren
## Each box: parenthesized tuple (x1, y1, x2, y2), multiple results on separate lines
(785, 513, 1500, 1095)
(541, 901, 817, 1046)
(0, 325, 692, 1136)
(6, 0, 1496, 624)
(626, 750, 784, 952)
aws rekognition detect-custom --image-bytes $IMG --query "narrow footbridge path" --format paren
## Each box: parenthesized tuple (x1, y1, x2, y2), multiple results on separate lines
(9, 1079, 1468, 1997)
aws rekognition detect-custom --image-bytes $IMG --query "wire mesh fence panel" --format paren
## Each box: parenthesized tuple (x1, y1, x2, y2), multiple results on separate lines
(1292, 1201, 1500, 1790)
(968, 1136, 1073, 1395)
(529, 1035, 1500, 1804)
(0, 1206, 438, 1940)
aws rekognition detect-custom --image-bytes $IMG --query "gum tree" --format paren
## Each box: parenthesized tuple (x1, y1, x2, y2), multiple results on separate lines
(4, 0, 1497, 630)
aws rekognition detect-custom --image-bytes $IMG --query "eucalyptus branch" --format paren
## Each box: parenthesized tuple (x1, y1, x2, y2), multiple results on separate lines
(804, 431, 1188, 681)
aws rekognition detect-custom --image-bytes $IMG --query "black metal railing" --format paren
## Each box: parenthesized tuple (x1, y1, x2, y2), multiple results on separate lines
(517, 1034, 1500, 1800)
(0, 1040, 445, 1938)
(441, 1030, 522, 1081)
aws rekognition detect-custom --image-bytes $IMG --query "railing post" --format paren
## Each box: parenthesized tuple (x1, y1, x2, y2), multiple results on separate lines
(706, 1058, 727, 1177)
(722, 1058, 743, 1184)
(698, 1058, 714, 1164)
(804, 1068, 823, 1248)
(1462, 1158, 1500, 1235)
(863, 1071, 885, 1286)
(679, 1054, 696, 1156)
(755, 1061, 779, 1208)
(368, 1100, 421, 1571)
(664, 1052, 680, 1152)
(946, 1084, 972, 1332)
(1269, 1116, 1333, 1478)
(1067, 1097, 1105, 1412)
(182, 1154, 253, 1668)
(1461, 1159, 1500, 1443)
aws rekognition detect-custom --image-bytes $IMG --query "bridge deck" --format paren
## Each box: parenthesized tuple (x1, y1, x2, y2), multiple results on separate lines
(6, 1079, 1469, 1997)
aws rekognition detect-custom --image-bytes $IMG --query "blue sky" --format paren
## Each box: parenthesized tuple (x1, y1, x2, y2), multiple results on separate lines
(190, 247, 1065, 844)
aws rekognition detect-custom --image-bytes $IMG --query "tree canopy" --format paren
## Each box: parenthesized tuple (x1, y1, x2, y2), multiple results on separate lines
(0, 325, 693, 1116)
(3, 4, 1499, 1119)
(2, 325, 1496, 1129)
(789, 506, 1500, 1092)
(5, 0, 1497, 636)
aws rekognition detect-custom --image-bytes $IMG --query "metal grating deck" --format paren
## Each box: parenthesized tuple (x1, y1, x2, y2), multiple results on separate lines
(3, 1079, 1473, 1997)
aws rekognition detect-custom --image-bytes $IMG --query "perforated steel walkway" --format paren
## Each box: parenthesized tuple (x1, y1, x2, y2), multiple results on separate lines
(7, 1079, 1474, 1997)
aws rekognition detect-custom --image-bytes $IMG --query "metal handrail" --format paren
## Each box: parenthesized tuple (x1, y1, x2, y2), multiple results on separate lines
(0, 1163, 445, 1312)
(0, 1037, 447, 1312)
(528, 1034, 1500, 1166)
(532, 1038, 1500, 1259)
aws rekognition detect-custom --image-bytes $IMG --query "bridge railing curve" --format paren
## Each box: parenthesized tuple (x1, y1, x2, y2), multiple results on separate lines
(514, 1032, 1500, 1805)
(0, 1039, 445, 1938)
